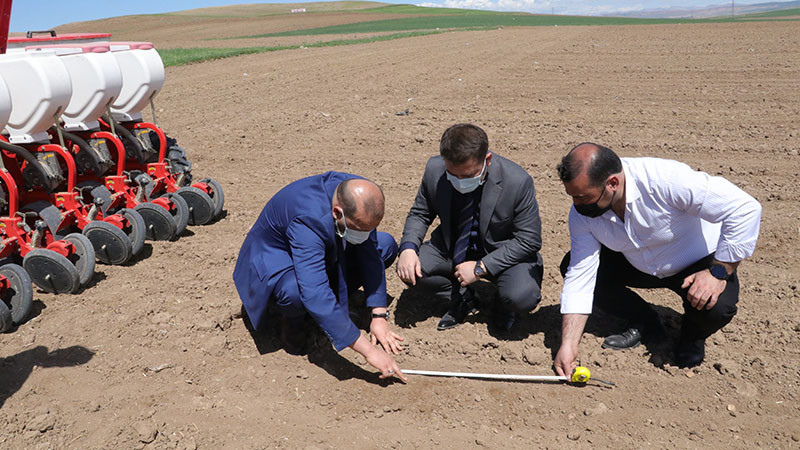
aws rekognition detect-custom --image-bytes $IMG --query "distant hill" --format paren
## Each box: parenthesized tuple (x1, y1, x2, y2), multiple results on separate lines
(609, 0, 800, 18)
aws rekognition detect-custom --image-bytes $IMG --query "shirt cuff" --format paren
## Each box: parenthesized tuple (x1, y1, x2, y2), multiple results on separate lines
(560, 294, 594, 315)
(329, 322, 362, 352)
(713, 239, 758, 263)
(398, 241, 419, 254)
(365, 292, 388, 308)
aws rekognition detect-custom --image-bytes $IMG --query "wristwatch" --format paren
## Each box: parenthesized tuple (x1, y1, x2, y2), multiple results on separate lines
(709, 264, 732, 281)
(474, 260, 485, 278)
(371, 312, 390, 320)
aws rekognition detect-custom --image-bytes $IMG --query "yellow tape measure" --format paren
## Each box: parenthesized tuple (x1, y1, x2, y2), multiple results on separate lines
(571, 366, 591, 383)
(571, 366, 615, 386)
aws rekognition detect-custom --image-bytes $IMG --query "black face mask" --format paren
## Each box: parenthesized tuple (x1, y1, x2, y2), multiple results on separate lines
(575, 185, 615, 218)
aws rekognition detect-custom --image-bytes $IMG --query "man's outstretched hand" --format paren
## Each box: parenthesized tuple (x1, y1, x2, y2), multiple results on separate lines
(370, 317, 404, 355)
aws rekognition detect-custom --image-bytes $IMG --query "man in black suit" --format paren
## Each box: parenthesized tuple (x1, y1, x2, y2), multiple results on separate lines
(396, 123, 543, 331)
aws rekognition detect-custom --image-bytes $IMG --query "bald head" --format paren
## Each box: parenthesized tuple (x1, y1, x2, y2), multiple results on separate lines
(335, 178, 385, 230)
(557, 142, 622, 187)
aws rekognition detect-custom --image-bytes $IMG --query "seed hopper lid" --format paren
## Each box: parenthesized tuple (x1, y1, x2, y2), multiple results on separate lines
(25, 43, 110, 55)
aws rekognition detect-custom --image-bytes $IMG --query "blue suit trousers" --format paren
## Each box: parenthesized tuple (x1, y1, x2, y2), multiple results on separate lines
(273, 232, 399, 318)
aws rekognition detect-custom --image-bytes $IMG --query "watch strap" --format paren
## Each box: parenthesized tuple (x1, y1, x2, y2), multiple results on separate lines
(371, 312, 390, 320)
(709, 264, 731, 281)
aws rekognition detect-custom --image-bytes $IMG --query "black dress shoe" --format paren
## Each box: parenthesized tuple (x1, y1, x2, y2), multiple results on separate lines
(437, 296, 477, 330)
(602, 327, 643, 350)
(675, 337, 705, 368)
(280, 315, 308, 355)
(491, 305, 517, 332)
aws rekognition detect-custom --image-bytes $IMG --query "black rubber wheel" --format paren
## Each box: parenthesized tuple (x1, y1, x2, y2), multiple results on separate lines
(118, 208, 146, 255)
(135, 202, 177, 241)
(200, 177, 225, 219)
(160, 192, 188, 237)
(0, 263, 33, 326)
(0, 301, 11, 333)
(63, 233, 96, 288)
(83, 220, 133, 265)
(177, 186, 214, 225)
(23, 248, 81, 294)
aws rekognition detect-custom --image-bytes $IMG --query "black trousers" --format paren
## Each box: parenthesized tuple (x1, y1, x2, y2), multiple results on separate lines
(559, 246, 739, 341)
(415, 241, 543, 313)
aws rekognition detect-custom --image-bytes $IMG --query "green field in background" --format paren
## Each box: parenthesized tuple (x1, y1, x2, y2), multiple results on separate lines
(231, 14, 705, 39)
(158, 30, 447, 66)
(356, 4, 508, 15)
(162, 3, 798, 66)
(735, 7, 800, 18)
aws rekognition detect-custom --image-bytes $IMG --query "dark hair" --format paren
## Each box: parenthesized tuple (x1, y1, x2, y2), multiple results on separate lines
(336, 179, 385, 222)
(556, 142, 621, 187)
(440, 123, 488, 165)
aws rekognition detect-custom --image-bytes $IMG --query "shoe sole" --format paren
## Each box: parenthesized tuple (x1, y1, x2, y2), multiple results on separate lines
(437, 322, 461, 331)
(601, 341, 641, 351)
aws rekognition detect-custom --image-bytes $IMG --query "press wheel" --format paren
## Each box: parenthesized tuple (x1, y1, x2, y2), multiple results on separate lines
(160, 192, 188, 236)
(200, 177, 225, 219)
(177, 186, 214, 225)
(135, 202, 177, 241)
(83, 220, 133, 265)
(0, 301, 10, 332)
(118, 208, 147, 255)
(63, 233, 96, 288)
(0, 263, 33, 326)
(23, 248, 81, 294)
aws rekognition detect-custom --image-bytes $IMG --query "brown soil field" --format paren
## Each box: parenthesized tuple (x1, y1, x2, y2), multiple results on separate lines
(2, 11, 799, 450)
(55, 3, 416, 49)
(56, 12, 409, 48)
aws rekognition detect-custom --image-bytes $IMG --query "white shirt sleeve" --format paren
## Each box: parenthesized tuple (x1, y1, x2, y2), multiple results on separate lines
(660, 162, 762, 263)
(560, 207, 602, 314)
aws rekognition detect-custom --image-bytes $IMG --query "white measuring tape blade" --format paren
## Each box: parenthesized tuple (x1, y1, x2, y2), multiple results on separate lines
(403, 369, 567, 382)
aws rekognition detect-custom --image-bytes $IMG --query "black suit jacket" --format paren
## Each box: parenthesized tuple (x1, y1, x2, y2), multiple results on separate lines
(400, 154, 542, 275)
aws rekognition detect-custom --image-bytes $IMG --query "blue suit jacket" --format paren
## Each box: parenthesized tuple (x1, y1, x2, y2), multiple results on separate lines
(233, 172, 387, 351)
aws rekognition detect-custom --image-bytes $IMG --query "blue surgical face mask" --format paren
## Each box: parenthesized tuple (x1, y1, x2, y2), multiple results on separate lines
(446, 158, 487, 194)
(335, 211, 372, 245)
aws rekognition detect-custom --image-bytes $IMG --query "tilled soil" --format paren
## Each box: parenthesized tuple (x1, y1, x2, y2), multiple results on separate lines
(1, 17, 799, 449)
(56, 10, 419, 49)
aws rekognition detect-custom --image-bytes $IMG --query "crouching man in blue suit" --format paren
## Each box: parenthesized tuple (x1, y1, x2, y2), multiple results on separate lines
(233, 172, 406, 381)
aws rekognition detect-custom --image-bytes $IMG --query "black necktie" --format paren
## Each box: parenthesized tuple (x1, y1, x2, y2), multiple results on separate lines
(452, 194, 475, 265)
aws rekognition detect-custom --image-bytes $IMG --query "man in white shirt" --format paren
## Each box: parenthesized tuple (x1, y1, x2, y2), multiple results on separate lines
(554, 143, 762, 374)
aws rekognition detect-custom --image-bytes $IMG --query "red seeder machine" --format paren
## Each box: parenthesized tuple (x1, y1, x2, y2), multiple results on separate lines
(0, 0, 225, 331)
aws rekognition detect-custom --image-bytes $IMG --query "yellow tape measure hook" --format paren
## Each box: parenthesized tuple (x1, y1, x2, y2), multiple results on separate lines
(570, 366, 616, 386)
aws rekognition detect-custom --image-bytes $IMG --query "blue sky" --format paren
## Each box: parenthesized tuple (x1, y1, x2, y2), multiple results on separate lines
(8, 0, 779, 31)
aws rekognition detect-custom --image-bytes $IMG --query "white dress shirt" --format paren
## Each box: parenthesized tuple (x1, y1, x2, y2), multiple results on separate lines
(561, 157, 762, 315)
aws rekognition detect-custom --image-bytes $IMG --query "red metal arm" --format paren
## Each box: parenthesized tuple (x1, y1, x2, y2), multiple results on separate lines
(37, 143, 76, 191)
(92, 131, 126, 175)
(0, 169, 17, 215)
(0, 0, 11, 54)
(134, 122, 166, 163)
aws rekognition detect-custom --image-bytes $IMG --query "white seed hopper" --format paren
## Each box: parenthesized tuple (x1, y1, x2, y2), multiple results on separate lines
(0, 51, 72, 144)
(107, 42, 165, 122)
(0, 74, 10, 132)
(25, 43, 123, 132)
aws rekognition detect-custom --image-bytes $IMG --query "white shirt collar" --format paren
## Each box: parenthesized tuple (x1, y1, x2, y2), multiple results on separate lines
(622, 159, 640, 204)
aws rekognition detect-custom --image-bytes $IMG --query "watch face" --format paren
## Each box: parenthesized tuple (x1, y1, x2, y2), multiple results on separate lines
(710, 265, 728, 280)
